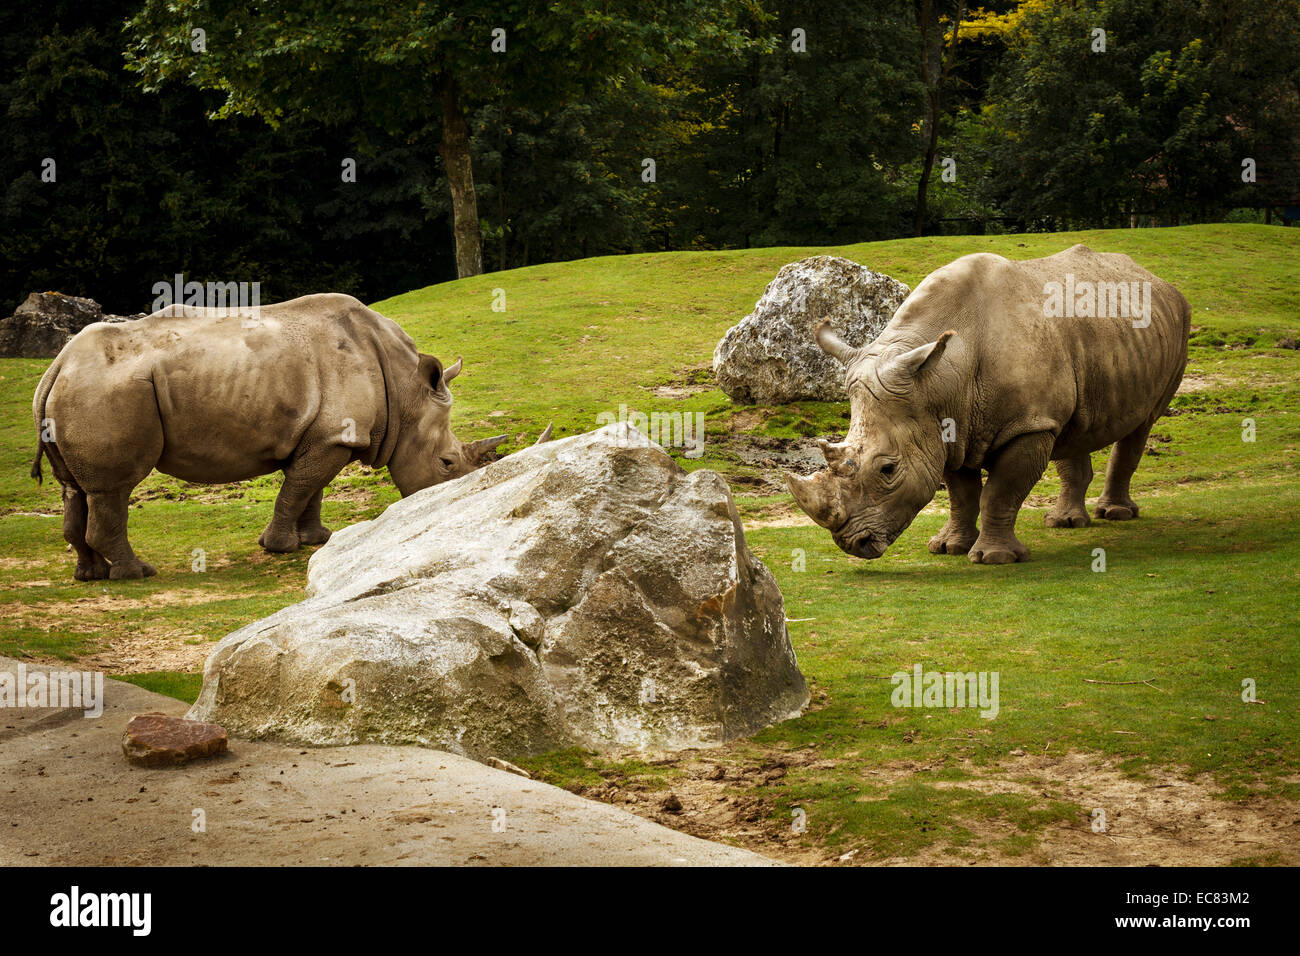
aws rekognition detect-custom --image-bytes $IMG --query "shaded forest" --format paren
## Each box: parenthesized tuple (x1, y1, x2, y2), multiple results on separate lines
(3, 0, 1297, 312)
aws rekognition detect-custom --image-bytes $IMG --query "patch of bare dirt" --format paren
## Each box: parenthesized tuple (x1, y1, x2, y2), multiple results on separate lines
(745, 509, 814, 529)
(9, 588, 214, 617)
(0, 587, 268, 673)
(66, 628, 217, 674)
(322, 485, 379, 505)
(1175, 355, 1297, 395)
(1176, 373, 1215, 394)
(911, 752, 1300, 867)
(130, 483, 249, 505)
(0, 557, 49, 571)
(647, 364, 714, 399)
(715, 434, 830, 496)
(727, 409, 765, 433)
(651, 383, 713, 399)
(571, 747, 1299, 867)
(12, 621, 217, 674)
(571, 747, 831, 866)
(731, 435, 828, 471)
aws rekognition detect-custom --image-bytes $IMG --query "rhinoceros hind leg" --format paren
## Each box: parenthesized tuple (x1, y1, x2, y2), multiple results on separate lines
(928, 468, 981, 554)
(969, 432, 1053, 565)
(296, 489, 332, 546)
(1094, 425, 1150, 521)
(85, 488, 156, 579)
(63, 485, 110, 580)
(1045, 454, 1093, 528)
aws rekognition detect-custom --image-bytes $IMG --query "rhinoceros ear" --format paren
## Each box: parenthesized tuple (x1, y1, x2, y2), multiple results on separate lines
(878, 330, 955, 391)
(418, 353, 447, 392)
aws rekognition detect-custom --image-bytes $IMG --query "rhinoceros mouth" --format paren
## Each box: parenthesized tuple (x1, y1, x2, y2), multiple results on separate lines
(833, 532, 889, 560)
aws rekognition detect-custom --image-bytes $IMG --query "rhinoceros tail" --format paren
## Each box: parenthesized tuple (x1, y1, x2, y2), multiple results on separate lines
(30, 348, 68, 486)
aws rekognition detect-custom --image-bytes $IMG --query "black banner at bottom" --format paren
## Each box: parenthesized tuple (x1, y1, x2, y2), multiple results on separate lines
(0, 864, 1280, 942)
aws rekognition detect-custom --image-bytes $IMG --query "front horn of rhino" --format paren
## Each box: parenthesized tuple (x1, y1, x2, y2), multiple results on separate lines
(465, 433, 508, 466)
(785, 469, 846, 530)
(465, 422, 554, 468)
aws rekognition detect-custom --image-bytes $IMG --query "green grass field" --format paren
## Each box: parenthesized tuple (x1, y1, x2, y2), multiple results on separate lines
(2, 223, 1296, 864)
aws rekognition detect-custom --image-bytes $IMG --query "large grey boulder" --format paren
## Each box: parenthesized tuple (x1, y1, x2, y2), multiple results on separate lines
(189, 423, 809, 760)
(713, 255, 911, 404)
(0, 292, 144, 358)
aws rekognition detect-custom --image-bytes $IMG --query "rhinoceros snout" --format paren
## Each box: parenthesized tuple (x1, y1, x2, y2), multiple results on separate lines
(834, 533, 889, 560)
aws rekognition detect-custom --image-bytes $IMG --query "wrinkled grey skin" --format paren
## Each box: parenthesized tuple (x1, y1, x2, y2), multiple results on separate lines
(31, 293, 537, 580)
(786, 245, 1190, 564)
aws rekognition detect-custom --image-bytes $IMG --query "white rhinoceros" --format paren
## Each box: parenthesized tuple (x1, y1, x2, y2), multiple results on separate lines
(787, 245, 1191, 564)
(32, 293, 546, 580)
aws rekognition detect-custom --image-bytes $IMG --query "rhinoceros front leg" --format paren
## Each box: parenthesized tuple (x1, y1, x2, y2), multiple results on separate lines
(928, 468, 981, 555)
(1094, 424, 1151, 521)
(1045, 454, 1094, 528)
(85, 488, 156, 579)
(969, 432, 1054, 565)
(259, 448, 350, 553)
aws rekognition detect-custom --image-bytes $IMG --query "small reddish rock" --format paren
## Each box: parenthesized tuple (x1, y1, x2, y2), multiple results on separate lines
(122, 713, 228, 767)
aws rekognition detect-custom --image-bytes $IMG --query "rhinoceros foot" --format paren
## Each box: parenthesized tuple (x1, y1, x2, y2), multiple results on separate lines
(1044, 506, 1091, 528)
(259, 528, 302, 553)
(109, 559, 156, 580)
(1093, 499, 1139, 521)
(967, 534, 1030, 565)
(927, 526, 977, 555)
(75, 556, 111, 581)
(297, 525, 332, 546)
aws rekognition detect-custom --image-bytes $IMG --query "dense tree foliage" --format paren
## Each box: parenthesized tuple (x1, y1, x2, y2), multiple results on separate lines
(971, 0, 1300, 227)
(125, 0, 739, 277)
(2, 0, 1296, 312)
(0, 1, 453, 312)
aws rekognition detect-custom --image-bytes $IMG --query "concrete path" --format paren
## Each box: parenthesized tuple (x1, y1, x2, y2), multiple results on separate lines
(0, 658, 774, 866)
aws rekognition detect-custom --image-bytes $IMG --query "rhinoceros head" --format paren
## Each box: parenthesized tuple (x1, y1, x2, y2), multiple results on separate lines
(785, 322, 953, 559)
(387, 353, 508, 495)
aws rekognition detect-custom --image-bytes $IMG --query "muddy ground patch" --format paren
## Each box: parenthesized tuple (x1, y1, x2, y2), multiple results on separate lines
(557, 747, 1300, 867)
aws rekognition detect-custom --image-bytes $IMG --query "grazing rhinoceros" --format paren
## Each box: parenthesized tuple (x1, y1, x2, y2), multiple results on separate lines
(786, 245, 1190, 564)
(31, 293, 546, 580)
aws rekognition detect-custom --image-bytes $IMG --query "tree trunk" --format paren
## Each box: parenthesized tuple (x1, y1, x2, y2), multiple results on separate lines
(497, 142, 507, 272)
(438, 74, 483, 278)
(913, 0, 964, 237)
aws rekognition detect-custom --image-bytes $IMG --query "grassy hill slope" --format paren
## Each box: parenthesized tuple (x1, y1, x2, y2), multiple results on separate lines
(1, 223, 1296, 864)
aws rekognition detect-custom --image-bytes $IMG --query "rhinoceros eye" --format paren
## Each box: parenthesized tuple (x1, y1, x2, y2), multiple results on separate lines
(880, 462, 897, 477)
(439, 456, 456, 469)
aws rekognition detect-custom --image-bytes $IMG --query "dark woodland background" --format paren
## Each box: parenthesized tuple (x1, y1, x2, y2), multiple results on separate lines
(3, 0, 1297, 313)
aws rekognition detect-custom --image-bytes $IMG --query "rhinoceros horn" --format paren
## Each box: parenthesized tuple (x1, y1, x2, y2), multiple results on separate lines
(534, 422, 553, 445)
(816, 438, 850, 464)
(815, 321, 859, 366)
(442, 356, 463, 384)
(466, 433, 508, 464)
(785, 469, 846, 530)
